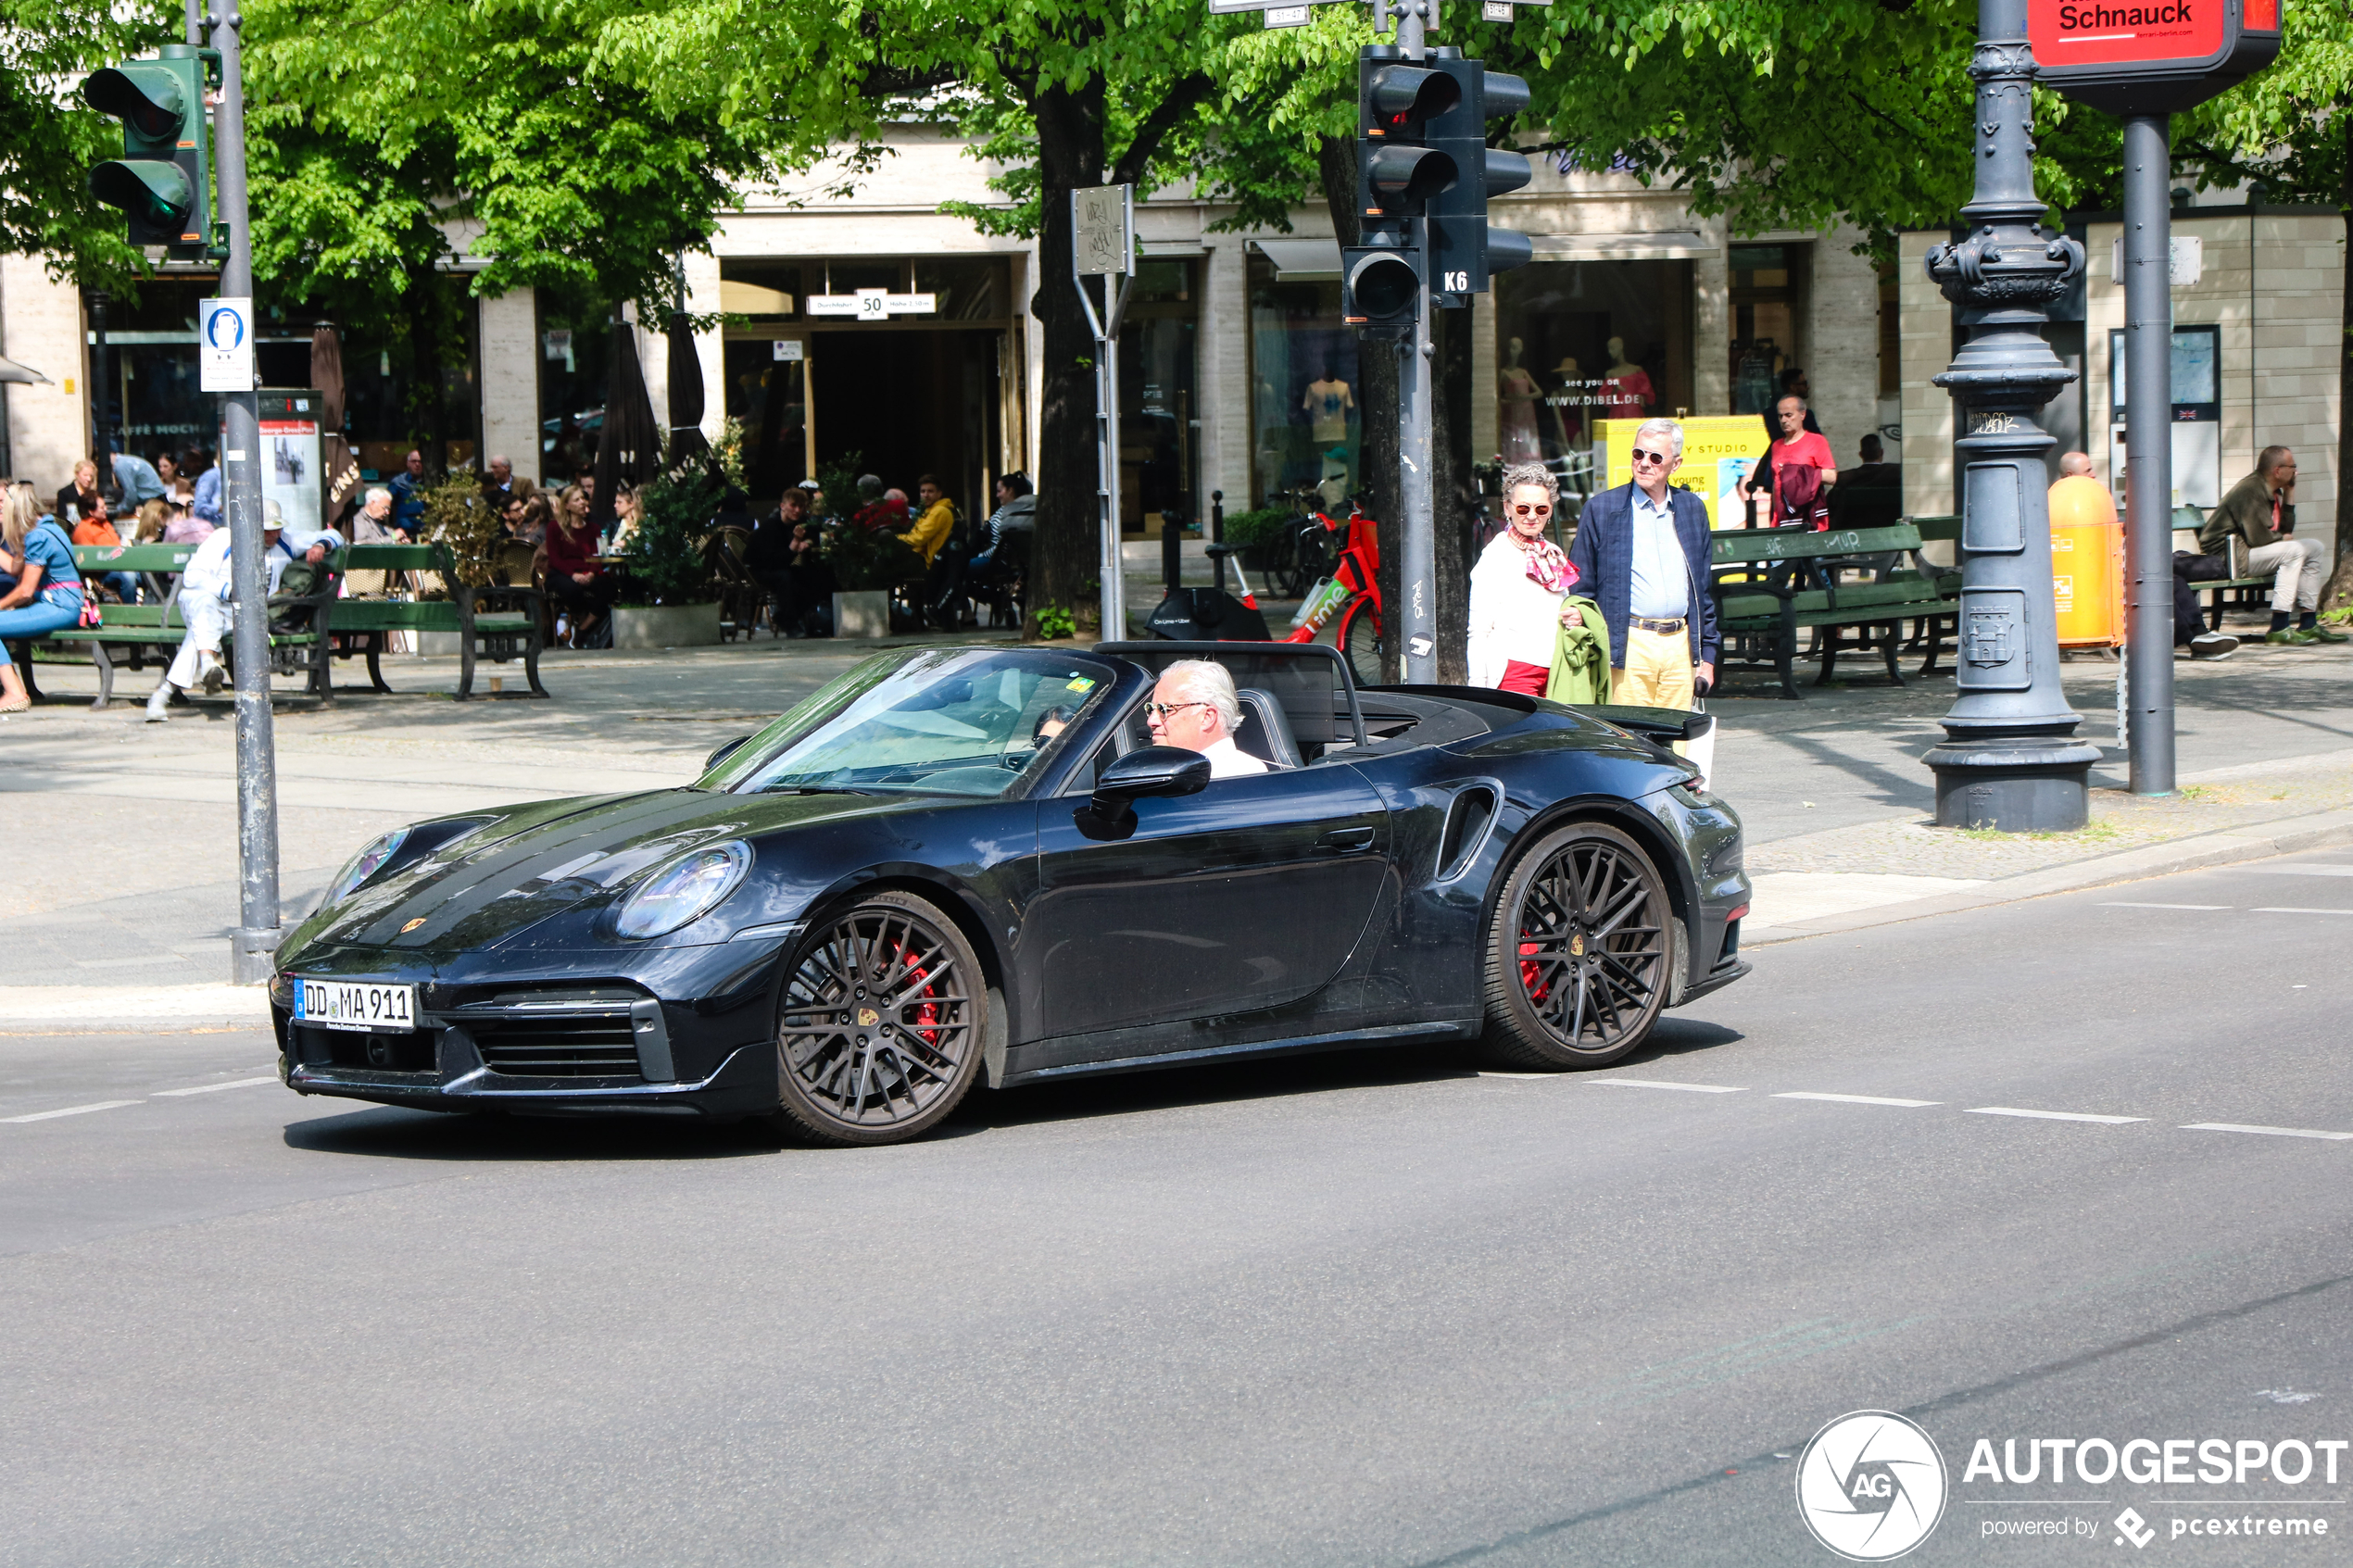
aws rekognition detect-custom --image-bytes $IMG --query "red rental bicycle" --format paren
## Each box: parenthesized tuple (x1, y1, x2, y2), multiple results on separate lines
(1280, 504, 1383, 687)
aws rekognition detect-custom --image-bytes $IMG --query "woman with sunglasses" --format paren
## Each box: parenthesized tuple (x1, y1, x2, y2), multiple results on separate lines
(1467, 461, 1581, 695)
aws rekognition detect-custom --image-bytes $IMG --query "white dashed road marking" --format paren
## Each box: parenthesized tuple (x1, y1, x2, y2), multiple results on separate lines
(2100, 902, 2232, 910)
(1, 1100, 144, 1124)
(1967, 1106, 2145, 1125)
(1590, 1078, 1747, 1094)
(1773, 1092, 1941, 1108)
(152, 1076, 281, 1098)
(2181, 1123, 2353, 1142)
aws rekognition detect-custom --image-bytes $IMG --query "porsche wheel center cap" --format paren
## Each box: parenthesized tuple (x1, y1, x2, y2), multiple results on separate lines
(857, 1007, 879, 1028)
(1569, 934, 1587, 957)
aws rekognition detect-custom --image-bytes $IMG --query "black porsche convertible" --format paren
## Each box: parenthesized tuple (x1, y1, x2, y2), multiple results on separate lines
(272, 641, 1750, 1145)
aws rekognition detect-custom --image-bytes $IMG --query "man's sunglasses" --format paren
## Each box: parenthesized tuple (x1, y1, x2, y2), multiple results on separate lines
(1630, 447, 1674, 466)
(1144, 700, 1211, 720)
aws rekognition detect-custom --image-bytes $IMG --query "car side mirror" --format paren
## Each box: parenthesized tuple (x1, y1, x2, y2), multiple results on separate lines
(1075, 745, 1211, 841)
(705, 734, 752, 772)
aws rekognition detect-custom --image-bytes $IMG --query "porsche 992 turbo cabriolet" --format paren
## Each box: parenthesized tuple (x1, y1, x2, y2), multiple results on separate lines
(273, 642, 1750, 1145)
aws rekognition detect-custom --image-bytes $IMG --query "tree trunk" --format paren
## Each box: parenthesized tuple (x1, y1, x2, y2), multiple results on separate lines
(1027, 82, 1110, 638)
(1318, 134, 1403, 680)
(2329, 113, 2353, 612)
(1434, 299, 1475, 684)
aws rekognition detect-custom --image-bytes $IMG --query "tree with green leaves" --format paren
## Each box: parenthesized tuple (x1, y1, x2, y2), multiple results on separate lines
(2179, 6, 2353, 603)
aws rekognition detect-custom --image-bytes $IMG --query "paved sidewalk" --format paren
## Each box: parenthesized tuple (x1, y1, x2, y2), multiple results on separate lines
(1, 614, 2345, 1016)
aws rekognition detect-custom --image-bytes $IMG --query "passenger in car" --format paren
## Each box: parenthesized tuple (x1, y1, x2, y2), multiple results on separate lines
(1145, 660, 1270, 779)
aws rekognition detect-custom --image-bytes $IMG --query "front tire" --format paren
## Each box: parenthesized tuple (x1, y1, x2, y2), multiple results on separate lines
(1479, 822, 1672, 1069)
(1339, 597, 1383, 686)
(769, 891, 986, 1146)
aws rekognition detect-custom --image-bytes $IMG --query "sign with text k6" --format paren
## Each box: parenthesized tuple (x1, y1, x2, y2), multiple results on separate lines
(2028, 0, 2280, 116)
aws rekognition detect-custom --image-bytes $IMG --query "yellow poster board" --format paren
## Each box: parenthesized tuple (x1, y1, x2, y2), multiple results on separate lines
(1595, 416, 1768, 531)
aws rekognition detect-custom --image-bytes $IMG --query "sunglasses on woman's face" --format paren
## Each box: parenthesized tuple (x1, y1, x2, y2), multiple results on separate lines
(1512, 503, 1553, 518)
(1630, 448, 1672, 466)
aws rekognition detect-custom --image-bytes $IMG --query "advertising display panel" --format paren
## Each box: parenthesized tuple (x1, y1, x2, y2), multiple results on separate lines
(258, 388, 325, 533)
(2028, 0, 2281, 114)
(1595, 416, 1763, 531)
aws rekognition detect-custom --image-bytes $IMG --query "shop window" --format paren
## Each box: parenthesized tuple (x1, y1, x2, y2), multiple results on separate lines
(1730, 244, 1810, 415)
(536, 307, 613, 486)
(1119, 260, 1199, 535)
(1493, 259, 1692, 477)
(1247, 256, 1360, 511)
(1878, 262, 1901, 396)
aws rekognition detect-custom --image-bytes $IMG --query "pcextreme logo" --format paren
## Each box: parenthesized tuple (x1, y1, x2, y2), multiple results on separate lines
(1795, 1411, 1950, 1561)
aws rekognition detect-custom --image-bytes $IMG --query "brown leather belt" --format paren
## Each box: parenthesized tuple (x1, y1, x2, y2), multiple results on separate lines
(1630, 617, 1688, 633)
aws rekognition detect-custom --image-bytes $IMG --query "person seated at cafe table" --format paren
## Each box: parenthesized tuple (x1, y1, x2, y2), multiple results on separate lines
(1145, 659, 1268, 780)
(545, 483, 615, 646)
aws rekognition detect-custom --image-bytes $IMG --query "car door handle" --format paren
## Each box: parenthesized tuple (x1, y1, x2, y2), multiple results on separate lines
(1317, 827, 1377, 853)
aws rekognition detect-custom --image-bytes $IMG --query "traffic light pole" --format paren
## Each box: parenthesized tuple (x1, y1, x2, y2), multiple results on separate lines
(1390, 0, 1437, 684)
(2121, 112, 2177, 794)
(208, 0, 282, 984)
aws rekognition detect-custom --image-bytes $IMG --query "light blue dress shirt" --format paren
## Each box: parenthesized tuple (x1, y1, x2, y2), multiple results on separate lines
(1627, 485, 1691, 620)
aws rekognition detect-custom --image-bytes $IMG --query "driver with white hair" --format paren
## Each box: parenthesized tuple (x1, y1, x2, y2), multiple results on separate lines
(1145, 659, 1267, 779)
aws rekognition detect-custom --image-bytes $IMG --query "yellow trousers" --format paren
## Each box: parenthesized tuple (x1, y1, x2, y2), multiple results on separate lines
(1609, 625, 1695, 709)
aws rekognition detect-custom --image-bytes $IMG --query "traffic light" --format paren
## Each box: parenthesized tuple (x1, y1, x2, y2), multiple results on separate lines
(82, 44, 210, 253)
(1341, 244, 1422, 339)
(1427, 54, 1532, 303)
(1355, 47, 1461, 240)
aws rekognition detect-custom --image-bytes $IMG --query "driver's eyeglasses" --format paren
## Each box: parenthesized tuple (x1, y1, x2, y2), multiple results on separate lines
(1631, 448, 1672, 466)
(1512, 503, 1553, 517)
(1144, 701, 1210, 720)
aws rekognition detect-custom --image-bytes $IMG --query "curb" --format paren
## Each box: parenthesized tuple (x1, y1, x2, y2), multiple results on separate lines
(1744, 806, 2353, 945)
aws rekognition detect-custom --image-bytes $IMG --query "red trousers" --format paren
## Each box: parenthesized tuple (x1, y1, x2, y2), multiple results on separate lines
(1499, 659, 1549, 696)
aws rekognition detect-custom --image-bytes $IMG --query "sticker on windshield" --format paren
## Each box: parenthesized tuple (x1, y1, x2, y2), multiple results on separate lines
(1065, 677, 1096, 692)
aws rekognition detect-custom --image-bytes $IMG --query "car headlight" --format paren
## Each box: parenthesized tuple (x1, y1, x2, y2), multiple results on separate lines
(324, 828, 409, 906)
(614, 842, 753, 939)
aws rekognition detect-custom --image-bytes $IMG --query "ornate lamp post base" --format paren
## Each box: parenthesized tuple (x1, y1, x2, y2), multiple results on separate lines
(1919, 0, 2095, 834)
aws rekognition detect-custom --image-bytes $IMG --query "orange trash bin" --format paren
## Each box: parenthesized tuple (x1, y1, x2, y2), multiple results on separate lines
(2047, 473, 2125, 648)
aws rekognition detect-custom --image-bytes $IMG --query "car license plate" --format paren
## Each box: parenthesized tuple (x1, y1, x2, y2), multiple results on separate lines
(294, 978, 417, 1033)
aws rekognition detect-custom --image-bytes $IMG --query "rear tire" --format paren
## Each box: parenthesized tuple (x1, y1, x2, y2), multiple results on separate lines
(767, 891, 986, 1146)
(1478, 822, 1672, 1069)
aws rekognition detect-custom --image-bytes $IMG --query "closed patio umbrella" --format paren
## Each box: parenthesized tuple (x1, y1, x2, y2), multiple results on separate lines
(665, 309, 710, 467)
(310, 324, 361, 521)
(0, 354, 54, 385)
(589, 319, 659, 533)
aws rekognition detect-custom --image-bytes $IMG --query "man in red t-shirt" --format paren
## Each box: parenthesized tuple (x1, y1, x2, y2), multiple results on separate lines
(1745, 394, 1838, 527)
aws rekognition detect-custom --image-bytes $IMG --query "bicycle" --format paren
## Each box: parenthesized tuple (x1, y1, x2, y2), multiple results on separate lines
(1207, 500, 1386, 686)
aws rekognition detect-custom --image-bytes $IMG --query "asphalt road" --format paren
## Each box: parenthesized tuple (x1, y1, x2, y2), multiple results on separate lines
(3, 853, 2349, 1566)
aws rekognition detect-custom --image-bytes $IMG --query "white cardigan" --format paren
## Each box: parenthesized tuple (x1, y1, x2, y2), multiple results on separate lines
(1466, 531, 1569, 688)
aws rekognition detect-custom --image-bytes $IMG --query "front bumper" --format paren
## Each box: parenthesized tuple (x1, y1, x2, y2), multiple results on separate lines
(272, 933, 795, 1118)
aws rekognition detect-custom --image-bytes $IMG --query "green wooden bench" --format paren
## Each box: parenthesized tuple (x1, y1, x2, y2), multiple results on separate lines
(1708, 523, 1960, 699)
(334, 542, 547, 699)
(6, 543, 337, 709)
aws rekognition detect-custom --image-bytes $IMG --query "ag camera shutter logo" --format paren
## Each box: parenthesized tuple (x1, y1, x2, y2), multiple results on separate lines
(1795, 1411, 1948, 1561)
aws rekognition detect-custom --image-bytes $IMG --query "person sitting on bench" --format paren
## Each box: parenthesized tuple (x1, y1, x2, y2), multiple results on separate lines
(2199, 446, 2346, 646)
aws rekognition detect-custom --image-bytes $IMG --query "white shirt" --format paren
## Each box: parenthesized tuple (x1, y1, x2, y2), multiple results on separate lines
(1628, 485, 1691, 620)
(181, 528, 235, 603)
(1466, 530, 1568, 689)
(1202, 736, 1268, 779)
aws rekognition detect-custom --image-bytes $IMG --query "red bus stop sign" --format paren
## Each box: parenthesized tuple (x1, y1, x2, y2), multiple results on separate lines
(2029, 0, 2282, 114)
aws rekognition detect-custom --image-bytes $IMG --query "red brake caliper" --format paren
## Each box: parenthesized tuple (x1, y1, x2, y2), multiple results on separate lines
(887, 943, 943, 1047)
(1518, 937, 1550, 1004)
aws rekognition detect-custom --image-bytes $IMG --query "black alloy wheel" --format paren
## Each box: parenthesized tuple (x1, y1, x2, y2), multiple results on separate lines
(1479, 822, 1671, 1069)
(770, 891, 986, 1146)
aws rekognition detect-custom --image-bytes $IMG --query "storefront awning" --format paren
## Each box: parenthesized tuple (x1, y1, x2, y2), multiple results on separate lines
(1528, 231, 1712, 261)
(1249, 238, 1342, 282)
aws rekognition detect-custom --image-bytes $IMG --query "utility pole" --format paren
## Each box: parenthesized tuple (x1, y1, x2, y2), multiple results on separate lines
(1390, 0, 1435, 684)
(1073, 184, 1134, 642)
(2120, 114, 2176, 793)
(208, 0, 282, 983)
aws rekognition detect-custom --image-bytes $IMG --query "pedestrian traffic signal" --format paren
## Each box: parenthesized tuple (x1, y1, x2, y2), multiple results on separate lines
(1356, 47, 1461, 236)
(1426, 54, 1532, 303)
(82, 44, 210, 253)
(1342, 244, 1422, 341)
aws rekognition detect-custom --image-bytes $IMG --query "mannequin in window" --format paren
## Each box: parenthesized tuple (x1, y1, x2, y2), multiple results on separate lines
(1303, 361, 1355, 501)
(1598, 336, 1654, 421)
(1548, 354, 1583, 451)
(1499, 336, 1542, 462)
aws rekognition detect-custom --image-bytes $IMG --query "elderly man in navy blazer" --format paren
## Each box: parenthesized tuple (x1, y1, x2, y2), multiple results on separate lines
(1565, 416, 1719, 709)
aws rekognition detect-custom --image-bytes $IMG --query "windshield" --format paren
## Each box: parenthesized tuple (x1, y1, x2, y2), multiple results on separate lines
(702, 647, 1119, 799)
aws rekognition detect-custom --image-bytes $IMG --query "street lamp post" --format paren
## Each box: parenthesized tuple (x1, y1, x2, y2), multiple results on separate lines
(1919, 0, 2100, 833)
